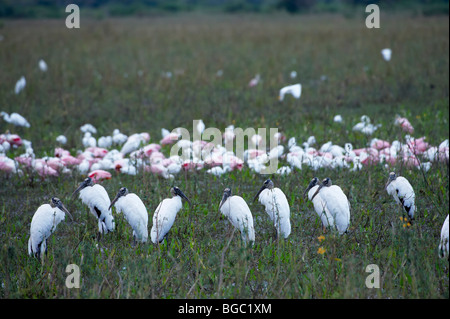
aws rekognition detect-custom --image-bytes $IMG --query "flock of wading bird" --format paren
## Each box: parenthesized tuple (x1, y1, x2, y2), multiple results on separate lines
(28, 171, 449, 262)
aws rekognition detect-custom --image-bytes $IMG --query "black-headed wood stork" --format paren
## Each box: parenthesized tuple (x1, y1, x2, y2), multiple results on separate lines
(219, 188, 255, 245)
(253, 179, 291, 239)
(385, 172, 416, 221)
(439, 215, 449, 259)
(72, 177, 115, 237)
(28, 197, 72, 259)
(110, 187, 148, 244)
(150, 187, 191, 244)
(304, 177, 350, 234)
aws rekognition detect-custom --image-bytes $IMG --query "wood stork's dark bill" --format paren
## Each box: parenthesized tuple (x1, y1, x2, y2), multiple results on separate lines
(72, 177, 93, 198)
(311, 177, 332, 201)
(109, 187, 129, 210)
(219, 188, 232, 210)
(253, 179, 274, 202)
(385, 171, 396, 189)
(51, 197, 73, 221)
(172, 187, 191, 206)
(303, 177, 319, 198)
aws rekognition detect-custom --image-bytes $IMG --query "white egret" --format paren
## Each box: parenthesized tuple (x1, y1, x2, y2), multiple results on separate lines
(72, 177, 115, 237)
(219, 188, 255, 245)
(38, 59, 48, 72)
(14, 76, 26, 94)
(150, 187, 191, 244)
(109, 187, 148, 244)
(1, 111, 30, 128)
(439, 215, 449, 259)
(381, 48, 392, 61)
(253, 179, 291, 239)
(56, 135, 67, 145)
(28, 197, 72, 259)
(385, 172, 416, 221)
(279, 83, 301, 101)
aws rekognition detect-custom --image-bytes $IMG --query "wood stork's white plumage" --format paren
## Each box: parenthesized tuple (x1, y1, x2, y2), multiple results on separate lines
(253, 179, 291, 239)
(72, 177, 115, 235)
(219, 188, 255, 245)
(1, 111, 30, 128)
(304, 177, 350, 234)
(439, 215, 449, 259)
(151, 187, 191, 244)
(28, 197, 72, 259)
(385, 172, 416, 221)
(110, 187, 148, 244)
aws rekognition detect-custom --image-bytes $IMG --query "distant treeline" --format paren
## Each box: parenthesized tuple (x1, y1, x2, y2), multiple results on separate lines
(0, 0, 448, 18)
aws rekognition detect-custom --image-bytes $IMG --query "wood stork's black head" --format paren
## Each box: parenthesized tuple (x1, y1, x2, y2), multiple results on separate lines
(219, 188, 232, 210)
(50, 197, 73, 220)
(109, 187, 129, 210)
(253, 179, 275, 202)
(310, 177, 332, 201)
(386, 172, 397, 188)
(321, 178, 332, 187)
(72, 177, 94, 198)
(171, 187, 191, 206)
(303, 177, 319, 198)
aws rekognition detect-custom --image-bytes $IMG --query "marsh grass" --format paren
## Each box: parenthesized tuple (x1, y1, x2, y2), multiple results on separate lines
(0, 13, 448, 298)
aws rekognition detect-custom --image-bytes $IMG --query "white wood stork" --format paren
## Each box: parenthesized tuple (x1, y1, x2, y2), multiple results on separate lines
(304, 177, 335, 232)
(110, 187, 148, 244)
(385, 172, 416, 221)
(304, 177, 350, 234)
(72, 177, 115, 237)
(150, 187, 191, 244)
(28, 197, 72, 259)
(219, 188, 255, 245)
(439, 215, 449, 259)
(253, 179, 291, 239)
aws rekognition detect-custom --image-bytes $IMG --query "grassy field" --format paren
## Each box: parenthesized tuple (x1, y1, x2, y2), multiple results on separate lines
(0, 12, 449, 299)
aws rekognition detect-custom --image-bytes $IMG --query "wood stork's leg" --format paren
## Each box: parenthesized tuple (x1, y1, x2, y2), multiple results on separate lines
(322, 225, 327, 233)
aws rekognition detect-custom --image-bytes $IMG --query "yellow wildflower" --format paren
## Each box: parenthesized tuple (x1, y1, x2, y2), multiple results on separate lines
(318, 235, 325, 242)
(318, 247, 326, 255)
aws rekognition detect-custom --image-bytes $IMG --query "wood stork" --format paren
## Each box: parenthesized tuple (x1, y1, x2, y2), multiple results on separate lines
(109, 187, 148, 244)
(28, 197, 72, 259)
(253, 179, 291, 239)
(385, 172, 416, 221)
(219, 188, 255, 245)
(439, 215, 449, 259)
(150, 187, 191, 244)
(72, 177, 115, 237)
(304, 177, 350, 234)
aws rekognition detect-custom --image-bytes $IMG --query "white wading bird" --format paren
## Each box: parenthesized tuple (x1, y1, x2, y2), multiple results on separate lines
(109, 187, 148, 244)
(1, 111, 30, 128)
(439, 215, 449, 259)
(278, 83, 302, 101)
(14, 76, 26, 94)
(304, 177, 350, 234)
(28, 197, 73, 259)
(72, 177, 115, 237)
(253, 179, 291, 239)
(219, 188, 255, 245)
(151, 187, 191, 244)
(385, 172, 416, 221)
(38, 59, 48, 72)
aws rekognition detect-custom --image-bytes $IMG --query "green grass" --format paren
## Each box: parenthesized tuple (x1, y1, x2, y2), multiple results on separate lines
(0, 13, 448, 299)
